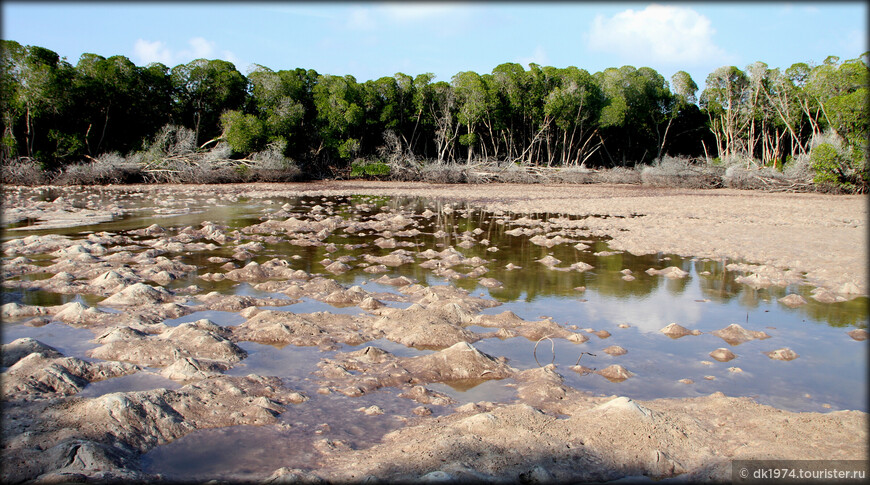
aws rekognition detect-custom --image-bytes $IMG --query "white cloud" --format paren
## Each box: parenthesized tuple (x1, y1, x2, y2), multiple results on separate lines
(347, 7, 376, 30)
(516, 45, 550, 68)
(131, 37, 245, 69)
(186, 37, 216, 59)
(587, 4, 729, 65)
(379, 3, 459, 21)
(133, 39, 174, 66)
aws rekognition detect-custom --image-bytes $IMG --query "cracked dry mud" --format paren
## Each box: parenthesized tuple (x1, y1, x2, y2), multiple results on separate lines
(1, 182, 867, 483)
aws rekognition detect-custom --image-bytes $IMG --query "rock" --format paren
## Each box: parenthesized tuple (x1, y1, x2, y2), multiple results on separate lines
(478, 277, 503, 288)
(596, 364, 634, 382)
(847, 329, 868, 341)
(778, 293, 808, 307)
(810, 288, 847, 303)
(593, 396, 652, 418)
(3, 353, 140, 399)
(646, 266, 689, 278)
(712, 324, 771, 345)
(764, 348, 799, 361)
(2, 338, 63, 367)
(709, 348, 736, 362)
(100, 283, 173, 306)
(660, 323, 701, 338)
(358, 405, 384, 416)
(603, 345, 627, 356)
(324, 261, 351, 275)
(160, 357, 229, 382)
(536, 255, 561, 267)
(678, 378, 694, 384)
(266, 467, 324, 483)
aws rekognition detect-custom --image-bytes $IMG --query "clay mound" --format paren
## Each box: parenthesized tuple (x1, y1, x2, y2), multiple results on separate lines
(232, 310, 372, 348)
(1, 302, 50, 319)
(596, 364, 634, 382)
(660, 323, 701, 338)
(810, 288, 848, 303)
(160, 357, 230, 382)
(709, 348, 736, 362)
(847, 329, 868, 341)
(321, 286, 370, 306)
(90, 320, 246, 367)
(95, 326, 150, 344)
(398, 385, 456, 406)
(646, 266, 689, 279)
(570, 262, 594, 272)
(712, 324, 771, 346)
(324, 261, 352, 275)
(359, 297, 385, 311)
(130, 224, 166, 236)
(362, 264, 389, 274)
(90, 270, 141, 290)
(52, 302, 112, 326)
(198, 292, 295, 312)
(2, 338, 63, 367)
(472, 311, 528, 327)
(371, 308, 479, 349)
(536, 255, 562, 267)
(530, 235, 574, 248)
(603, 345, 627, 356)
(778, 294, 808, 307)
(345, 346, 393, 364)
(735, 273, 774, 289)
(404, 341, 514, 381)
(3, 352, 140, 399)
(471, 311, 585, 343)
(764, 348, 799, 361)
(100, 283, 173, 306)
(363, 250, 415, 267)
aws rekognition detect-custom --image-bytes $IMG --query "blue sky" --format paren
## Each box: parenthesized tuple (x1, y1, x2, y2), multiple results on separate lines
(3, 2, 867, 91)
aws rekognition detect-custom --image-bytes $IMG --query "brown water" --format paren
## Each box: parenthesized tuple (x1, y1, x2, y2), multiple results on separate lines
(2, 186, 867, 481)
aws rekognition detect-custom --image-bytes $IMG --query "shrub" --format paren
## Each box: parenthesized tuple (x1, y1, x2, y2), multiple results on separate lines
(641, 156, 724, 188)
(350, 158, 391, 179)
(0, 158, 47, 185)
(221, 111, 267, 154)
(809, 141, 867, 192)
(53, 152, 141, 185)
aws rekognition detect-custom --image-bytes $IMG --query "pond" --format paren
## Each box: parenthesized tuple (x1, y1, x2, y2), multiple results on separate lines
(2, 186, 866, 481)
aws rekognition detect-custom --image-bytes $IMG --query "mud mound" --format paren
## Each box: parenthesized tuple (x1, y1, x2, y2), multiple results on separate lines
(712, 324, 771, 346)
(370, 306, 480, 349)
(231, 310, 375, 348)
(196, 292, 296, 312)
(2, 338, 63, 367)
(2, 375, 307, 483)
(2, 352, 140, 400)
(778, 293, 808, 307)
(709, 348, 737, 362)
(660, 323, 701, 338)
(646, 266, 689, 279)
(403, 342, 515, 381)
(89, 320, 246, 367)
(764, 348, 799, 361)
(100, 283, 175, 306)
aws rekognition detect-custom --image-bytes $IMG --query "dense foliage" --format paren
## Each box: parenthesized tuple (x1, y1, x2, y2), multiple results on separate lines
(1, 40, 867, 190)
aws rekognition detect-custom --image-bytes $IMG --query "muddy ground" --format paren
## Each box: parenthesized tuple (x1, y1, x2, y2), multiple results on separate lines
(1, 181, 867, 483)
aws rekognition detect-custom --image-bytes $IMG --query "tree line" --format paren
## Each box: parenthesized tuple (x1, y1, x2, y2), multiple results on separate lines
(1, 40, 866, 187)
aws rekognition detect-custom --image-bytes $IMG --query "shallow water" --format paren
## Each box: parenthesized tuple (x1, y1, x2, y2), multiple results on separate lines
(2, 186, 867, 481)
